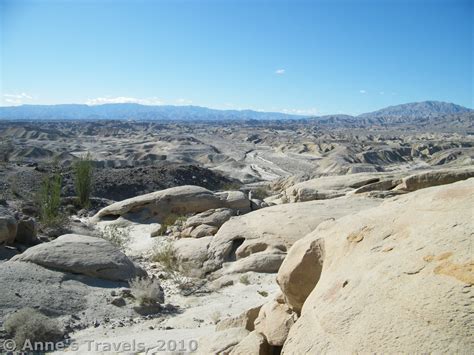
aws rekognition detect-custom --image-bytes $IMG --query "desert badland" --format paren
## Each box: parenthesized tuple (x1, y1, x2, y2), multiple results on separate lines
(0, 100, 473, 353)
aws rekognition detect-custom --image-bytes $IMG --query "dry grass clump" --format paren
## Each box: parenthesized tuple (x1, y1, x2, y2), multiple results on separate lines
(96, 225, 130, 250)
(151, 241, 178, 272)
(157, 213, 187, 235)
(251, 186, 271, 200)
(130, 277, 164, 306)
(239, 274, 250, 285)
(4, 308, 62, 349)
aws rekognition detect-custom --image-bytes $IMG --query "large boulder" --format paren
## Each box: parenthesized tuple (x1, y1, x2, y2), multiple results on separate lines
(221, 252, 287, 274)
(254, 298, 297, 346)
(283, 179, 474, 353)
(190, 224, 218, 238)
(173, 236, 212, 277)
(282, 173, 393, 202)
(92, 186, 250, 223)
(0, 261, 129, 321)
(276, 232, 325, 313)
(198, 327, 249, 354)
(15, 216, 38, 244)
(12, 234, 145, 281)
(394, 167, 474, 192)
(0, 207, 17, 245)
(205, 196, 381, 273)
(185, 208, 236, 228)
(216, 305, 262, 332)
(230, 331, 270, 355)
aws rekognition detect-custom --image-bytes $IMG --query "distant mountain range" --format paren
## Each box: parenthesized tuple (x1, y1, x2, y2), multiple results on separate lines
(0, 103, 298, 121)
(0, 100, 471, 121)
(358, 101, 472, 119)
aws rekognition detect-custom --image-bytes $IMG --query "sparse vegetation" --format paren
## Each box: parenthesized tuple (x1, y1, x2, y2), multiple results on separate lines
(257, 290, 269, 297)
(37, 171, 64, 227)
(157, 213, 186, 235)
(130, 277, 164, 306)
(8, 176, 22, 198)
(4, 308, 63, 350)
(0, 138, 14, 163)
(96, 225, 130, 250)
(151, 241, 178, 272)
(73, 152, 93, 208)
(239, 274, 250, 285)
(252, 186, 271, 200)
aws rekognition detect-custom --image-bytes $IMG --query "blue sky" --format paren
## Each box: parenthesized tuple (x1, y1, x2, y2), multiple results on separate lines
(0, 0, 472, 115)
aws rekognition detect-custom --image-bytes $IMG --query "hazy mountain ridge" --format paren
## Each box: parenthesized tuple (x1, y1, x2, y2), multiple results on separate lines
(0, 100, 471, 122)
(0, 103, 301, 121)
(358, 101, 472, 118)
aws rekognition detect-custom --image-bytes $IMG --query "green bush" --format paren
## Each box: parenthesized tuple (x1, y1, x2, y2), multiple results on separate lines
(252, 187, 271, 200)
(73, 153, 93, 208)
(38, 172, 63, 227)
(4, 308, 63, 350)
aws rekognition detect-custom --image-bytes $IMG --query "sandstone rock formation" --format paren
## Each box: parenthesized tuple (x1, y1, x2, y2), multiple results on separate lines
(15, 216, 38, 244)
(394, 166, 474, 191)
(92, 186, 250, 223)
(198, 327, 249, 355)
(276, 232, 325, 313)
(282, 178, 474, 353)
(205, 196, 381, 274)
(0, 261, 130, 321)
(282, 173, 388, 202)
(0, 207, 17, 245)
(254, 298, 297, 347)
(12, 234, 145, 281)
(185, 208, 235, 229)
(216, 305, 262, 332)
(230, 331, 270, 355)
(173, 236, 212, 276)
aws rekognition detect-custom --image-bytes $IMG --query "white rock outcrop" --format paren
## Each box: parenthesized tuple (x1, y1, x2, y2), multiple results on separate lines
(282, 178, 474, 353)
(12, 234, 145, 281)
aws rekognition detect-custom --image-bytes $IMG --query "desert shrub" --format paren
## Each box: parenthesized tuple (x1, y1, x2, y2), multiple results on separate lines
(37, 172, 64, 227)
(239, 274, 250, 285)
(96, 225, 130, 250)
(151, 241, 178, 272)
(73, 152, 93, 208)
(130, 277, 164, 306)
(4, 308, 63, 350)
(252, 186, 271, 200)
(157, 213, 185, 235)
(257, 290, 269, 297)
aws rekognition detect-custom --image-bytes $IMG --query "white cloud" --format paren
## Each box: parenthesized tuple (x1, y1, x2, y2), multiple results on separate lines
(280, 107, 319, 116)
(4, 93, 33, 99)
(175, 98, 193, 105)
(275, 69, 285, 75)
(359, 89, 367, 94)
(2, 92, 34, 106)
(86, 96, 164, 105)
